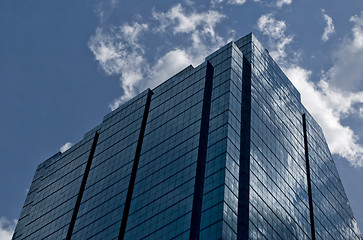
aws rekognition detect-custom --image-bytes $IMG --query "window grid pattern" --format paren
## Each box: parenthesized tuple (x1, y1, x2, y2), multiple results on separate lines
(124, 64, 206, 239)
(70, 90, 150, 240)
(13, 134, 96, 240)
(199, 42, 243, 240)
(244, 36, 312, 239)
(305, 112, 361, 240)
(12, 33, 362, 240)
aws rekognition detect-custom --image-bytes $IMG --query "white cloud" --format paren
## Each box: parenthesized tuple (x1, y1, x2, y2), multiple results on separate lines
(90, 4, 229, 110)
(0, 217, 16, 240)
(327, 10, 363, 91)
(231, 0, 246, 4)
(359, 107, 363, 119)
(151, 4, 229, 72)
(184, 0, 194, 5)
(257, 14, 293, 62)
(252, 0, 291, 7)
(257, 14, 286, 39)
(276, 0, 292, 7)
(88, 23, 148, 76)
(321, 9, 335, 41)
(107, 48, 192, 110)
(152, 4, 225, 41)
(284, 67, 363, 167)
(257, 13, 363, 167)
(148, 49, 192, 89)
(152, 4, 227, 63)
(60, 142, 72, 153)
(350, 11, 363, 49)
(89, 23, 149, 108)
(211, 0, 246, 5)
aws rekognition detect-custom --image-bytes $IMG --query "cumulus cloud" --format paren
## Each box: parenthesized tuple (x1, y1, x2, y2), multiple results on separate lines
(284, 67, 363, 167)
(148, 49, 192, 89)
(152, 4, 227, 63)
(0, 217, 16, 240)
(257, 13, 363, 167)
(211, 0, 246, 5)
(152, 3, 225, 48)
(60, 142, 72, 153)
(327, 10, 363, 91)
(253, 0, 292, 8)
(89, 23, 149, 106)
(257, 14, 293, 62)
(230, 0, 246, 4)
(321, 9, 335, 41)
(90, 4, 229, 110)
(276, 0, 292, 7)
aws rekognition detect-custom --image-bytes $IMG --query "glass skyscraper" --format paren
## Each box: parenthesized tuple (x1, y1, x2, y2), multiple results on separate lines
(13, 33, 362, 240)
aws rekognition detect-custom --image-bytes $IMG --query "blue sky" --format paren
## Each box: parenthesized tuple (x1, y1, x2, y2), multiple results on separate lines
(1, 0, 363, 238)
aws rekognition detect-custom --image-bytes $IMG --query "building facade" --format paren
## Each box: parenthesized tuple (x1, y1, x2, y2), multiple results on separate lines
(13, 34, 362, 240)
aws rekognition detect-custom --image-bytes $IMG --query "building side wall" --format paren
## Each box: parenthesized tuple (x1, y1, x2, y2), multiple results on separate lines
(13, 134, 97, 240)
(242, 36, 312, 239)
(123, 62, 206, 239)
(198, 42, 243, 240)
(70, 90, 151, 239)
(304, 112, 361, 240)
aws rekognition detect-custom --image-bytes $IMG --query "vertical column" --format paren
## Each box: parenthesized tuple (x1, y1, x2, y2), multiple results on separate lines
(302, 113, 316, 240)
(66, 131, 99, 240)
(237, 56, 252, 240)
(189, 61, 214, 240)
(118, 89, 153, 240)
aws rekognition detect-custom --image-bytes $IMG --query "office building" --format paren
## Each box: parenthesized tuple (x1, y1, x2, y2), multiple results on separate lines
(12, 33, 362, 239)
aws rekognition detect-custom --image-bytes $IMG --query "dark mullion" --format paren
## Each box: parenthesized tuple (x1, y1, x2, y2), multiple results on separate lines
(66, 131, 99, 240)
(237, 56, 252, 240)
(302, 113, 316, 240)
(118, 89, 153, 240)
(189, 61, 214, 240)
